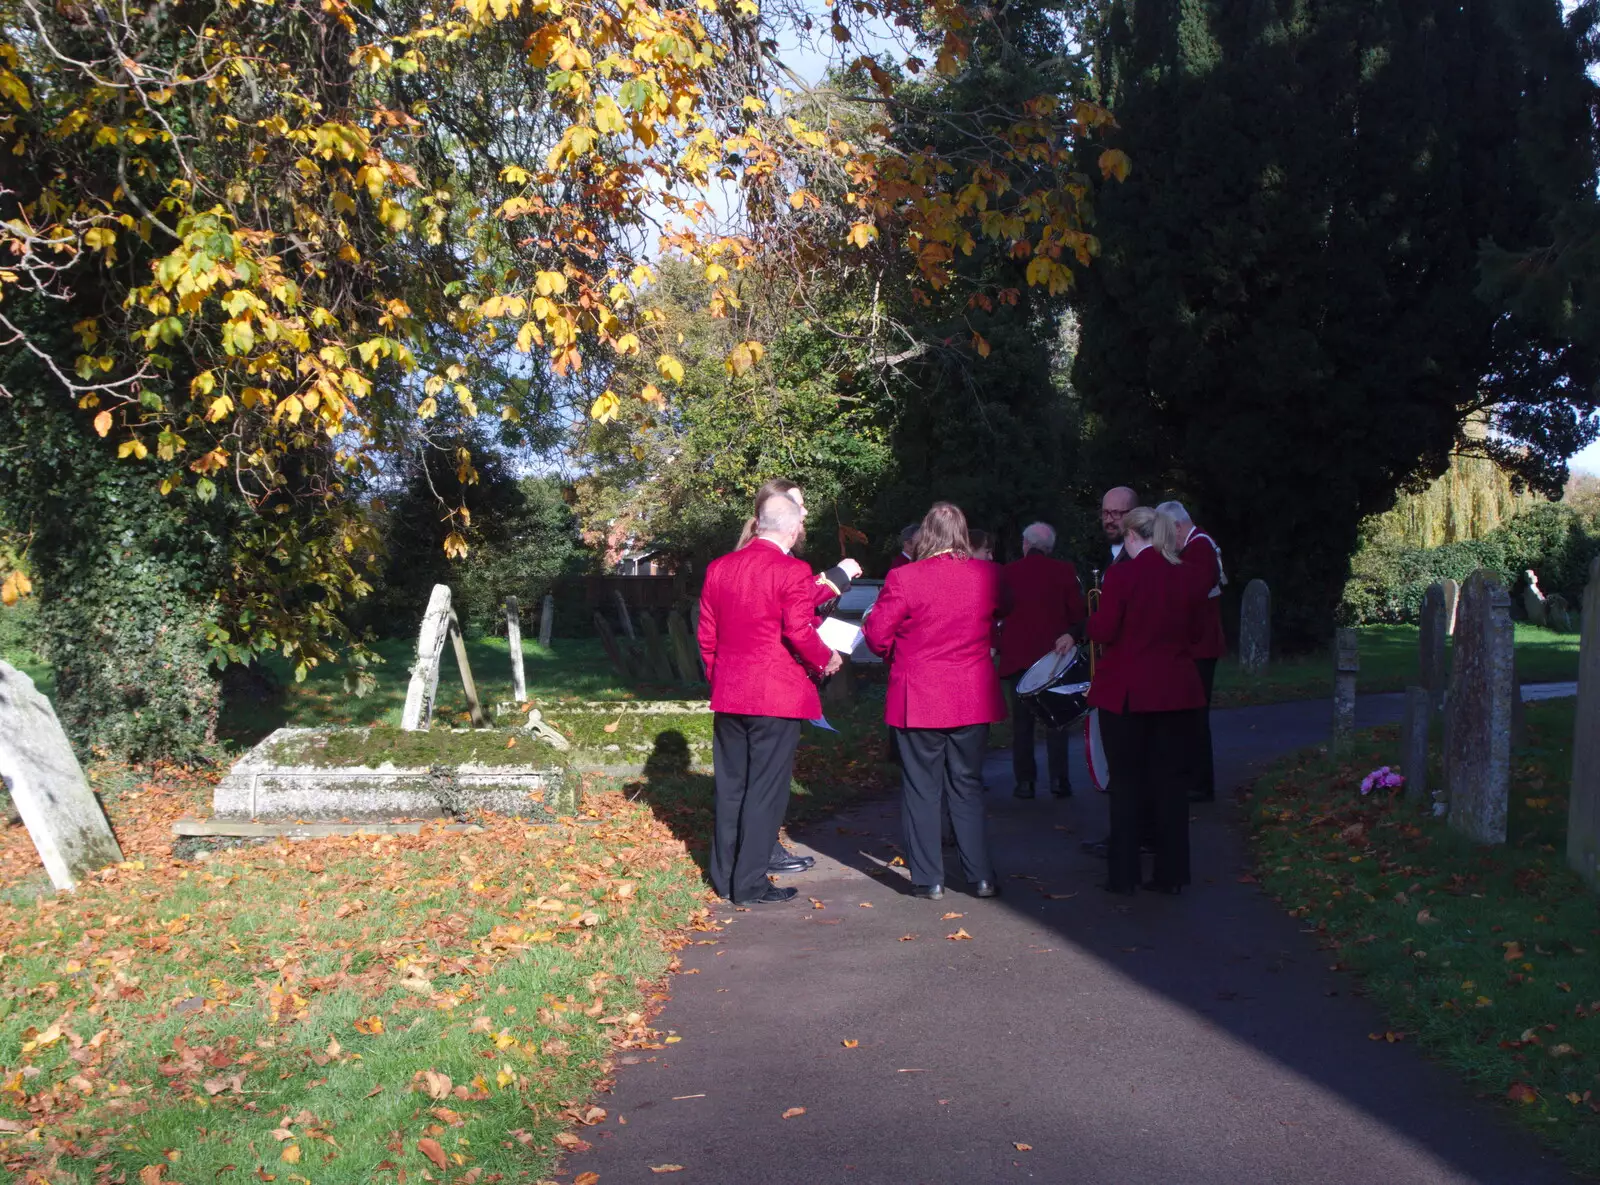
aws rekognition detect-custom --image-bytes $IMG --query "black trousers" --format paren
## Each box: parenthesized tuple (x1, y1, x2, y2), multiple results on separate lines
(711, 714, 801, 902)
(1097, 707, 1195, 892)
(1007, 675, 1071, 787)
(1192, 658, 1218, 799)
(895, 724, 995, 889)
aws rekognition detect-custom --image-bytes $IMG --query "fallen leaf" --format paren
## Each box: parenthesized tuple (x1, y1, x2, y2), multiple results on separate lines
(899, 934, 917, 942)
(140, 1168, 165, 1185)
(781, 1107, 806, 1119)
(575, 1174, 601, 1185)
(1416, 908, 1438, 925)
(810, 898, 825, 910)
(603, 716, 622, 734)
(841, 1039, 859, 1048)
(859, 902, 873, 908)
(1507, 1082, 1539, 1105)
(364, 1084, 383, 1098)
(354, 1016, 384, 1035)
(1014, 1142, 1033, 1151)
(417, 1138, 449, 1171)
(940, 912, 964, 920)
(419, 1070, 452, 1100)
(1503, 941, 1525, 962)
(553, 1132, 591, 1152)
(946, 929, 973, 941)
(280, 1145, 301, 1165)
(1551, 1044, 1576, 1057)
(650, 1167, 685, 1175)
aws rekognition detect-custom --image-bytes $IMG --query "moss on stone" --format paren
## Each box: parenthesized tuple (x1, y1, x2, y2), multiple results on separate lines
(264, 727, 568, 769)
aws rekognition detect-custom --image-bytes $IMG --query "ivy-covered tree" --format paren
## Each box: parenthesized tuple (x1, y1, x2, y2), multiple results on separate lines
(1074, 0, 1599, 647)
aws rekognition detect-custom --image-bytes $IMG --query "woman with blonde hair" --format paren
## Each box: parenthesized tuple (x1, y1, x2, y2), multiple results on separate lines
(1057, 505, 1205, 895)
(864, 502, 1007, 900)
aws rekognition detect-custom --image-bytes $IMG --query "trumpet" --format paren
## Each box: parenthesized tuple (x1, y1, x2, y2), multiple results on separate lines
(1086, 569, 1103, 680)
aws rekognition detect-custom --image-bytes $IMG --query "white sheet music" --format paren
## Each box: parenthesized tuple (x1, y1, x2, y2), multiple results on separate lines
(817, 616, 863, 654)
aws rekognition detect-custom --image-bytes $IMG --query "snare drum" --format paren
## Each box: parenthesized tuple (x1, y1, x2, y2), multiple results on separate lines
(1013, 646, 1092, 732)
(1085, 707, 1112, 793)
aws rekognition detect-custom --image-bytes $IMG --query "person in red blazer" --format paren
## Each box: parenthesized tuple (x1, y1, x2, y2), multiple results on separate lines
(1066, 506, 1206, 895)
(885, 524, 918, 573)
(1158, 501, 1226, 803)
(737, 479, 862, 875)
(864, 502, 1006, 901)
(997, 522, 1087, 800)
(698, 495, 840, 906)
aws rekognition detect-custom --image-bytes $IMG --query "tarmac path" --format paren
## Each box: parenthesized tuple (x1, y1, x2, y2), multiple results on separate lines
(565, 691, 1582, 1185)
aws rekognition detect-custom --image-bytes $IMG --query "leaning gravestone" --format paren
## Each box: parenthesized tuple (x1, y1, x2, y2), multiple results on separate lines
(667, 609, 703, 685)
(613, 589, 636, 640)
(401, 585, 488, 731)
(1546, 592, 1572, 633)
(1419, 583, 1447, 711)
(1401, 685, 1430, 803)
(1238, 580, 1271, 675)
(1332, 628, 1358, 746)
(1568, 557, 1600, 889)
(1443, 570, 1514, 845)
(0, 661, 125, 891)
(1523, 570, 1548, 627)
(505, 596, 527, 703)
(639, 612, 677, 684)
(593, 611, 634, 682)
(1442, 578, 1461, 636)
(539, 593, 555, 648)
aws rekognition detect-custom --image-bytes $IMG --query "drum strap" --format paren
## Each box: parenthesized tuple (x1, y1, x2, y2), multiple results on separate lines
(1188, 529, 1226, 598)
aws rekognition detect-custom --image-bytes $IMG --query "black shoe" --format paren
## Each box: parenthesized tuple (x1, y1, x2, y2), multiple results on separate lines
(1099, 882, 1135, 897)
(1013, 781, 1036, 800)
(733, 885, 799, 906)
(973, 880, 1000, 898)
(1051, 781, 1072, 799)
(1081, 835, 1108, 857)
(912, 883, 945, 900)
(1140, 881, 1183, 896)
(768, 855, 814, 874)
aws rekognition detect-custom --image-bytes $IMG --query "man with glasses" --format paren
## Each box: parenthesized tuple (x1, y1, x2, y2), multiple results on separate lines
(1082, 486, 1140, 857)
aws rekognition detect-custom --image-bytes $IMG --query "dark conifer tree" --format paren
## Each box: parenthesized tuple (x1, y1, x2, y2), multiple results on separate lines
(1074, 0, 1598, 646)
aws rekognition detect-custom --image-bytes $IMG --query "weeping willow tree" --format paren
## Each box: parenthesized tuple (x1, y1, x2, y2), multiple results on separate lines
(1361, 420, 1543, 549)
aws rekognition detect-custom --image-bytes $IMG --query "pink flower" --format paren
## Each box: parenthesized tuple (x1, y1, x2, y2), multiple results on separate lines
(1360, 766, 1405, 795)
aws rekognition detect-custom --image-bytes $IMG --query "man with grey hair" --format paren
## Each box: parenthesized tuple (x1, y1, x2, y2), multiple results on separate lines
(698, 494, 842, 905)
(998, 520, 1086, 798)
(1156, 500, 1226, 803)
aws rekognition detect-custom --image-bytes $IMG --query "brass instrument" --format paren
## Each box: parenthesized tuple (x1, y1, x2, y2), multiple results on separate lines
(1086, 568, 1103, 680)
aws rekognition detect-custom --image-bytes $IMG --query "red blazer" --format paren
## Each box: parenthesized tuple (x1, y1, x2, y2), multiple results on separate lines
(997, 551, 1087, 677)
(886, 551, 913, 573)
(698, 539, 833, 718)
(1085, 545, 1206, 714)
(1180, 527, 1226, 660)
(863, 554, 1008, 728)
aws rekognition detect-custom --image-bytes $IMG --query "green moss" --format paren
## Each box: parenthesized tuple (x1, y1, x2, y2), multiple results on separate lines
(540, 708, 713, 751)
(264, 727, 568, 769)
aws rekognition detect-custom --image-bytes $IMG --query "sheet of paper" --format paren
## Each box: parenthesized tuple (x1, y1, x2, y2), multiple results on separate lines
(817, 616, 864, 654)
(808, 715, 838, 732)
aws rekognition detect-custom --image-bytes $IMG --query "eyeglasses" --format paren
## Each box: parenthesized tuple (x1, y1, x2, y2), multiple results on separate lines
(1100, 507, 1129, 518)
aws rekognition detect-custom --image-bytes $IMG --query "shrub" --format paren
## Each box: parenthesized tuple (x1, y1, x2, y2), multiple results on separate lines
(1341, 502, 1600, 624)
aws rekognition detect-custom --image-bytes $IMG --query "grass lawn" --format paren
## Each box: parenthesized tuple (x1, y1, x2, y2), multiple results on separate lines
(0, 765, 717, 1184)
(1212, 622, 1580, 709)
(1248, 698, 1600, 1174)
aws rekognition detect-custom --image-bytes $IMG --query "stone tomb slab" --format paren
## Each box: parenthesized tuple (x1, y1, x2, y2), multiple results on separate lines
(213, 727, 574, 823)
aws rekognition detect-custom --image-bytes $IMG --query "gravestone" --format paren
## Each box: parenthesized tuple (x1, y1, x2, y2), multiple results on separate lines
(639, 612, 677, 684)
(505, 596, 527, 703)
(1568, 557, 1600, 889)
(613, 589, 636, 640)
(1546, 592, 1572, 633)
(1442, 578, 1461, 637)
(593, 611, 634, 682)
(1401, 685, 1430, 803)
(1443, 570, 1514, 845)
(0, 660, 125, 891)
(401, 585, 488, 731)
(1238, 579, 1271, 675)
(539, 593, 555, 647)
(1332, 628, 1358, 746)
(1523, 570, 1548, 627)
(1419, 583, 1447, 711)
(667, 609, 703, 685)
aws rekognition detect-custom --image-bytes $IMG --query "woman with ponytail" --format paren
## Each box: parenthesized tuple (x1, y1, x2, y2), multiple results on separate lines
(1059, 506, 1206, 895)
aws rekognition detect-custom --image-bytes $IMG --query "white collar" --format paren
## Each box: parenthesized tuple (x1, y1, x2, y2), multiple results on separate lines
(1111, 542, 1123, 559)
(754, 536, 792, 556)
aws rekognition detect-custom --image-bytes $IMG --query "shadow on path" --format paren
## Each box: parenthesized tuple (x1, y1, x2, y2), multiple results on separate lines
(566, 693, 1582, 1185)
